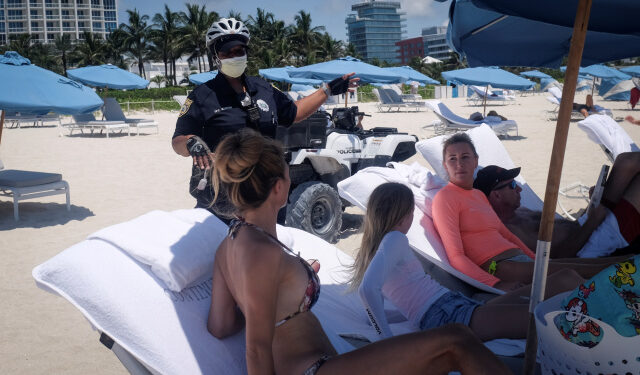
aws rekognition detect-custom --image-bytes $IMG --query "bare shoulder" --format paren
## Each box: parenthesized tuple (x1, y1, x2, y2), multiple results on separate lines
(228, 227, 284, 268)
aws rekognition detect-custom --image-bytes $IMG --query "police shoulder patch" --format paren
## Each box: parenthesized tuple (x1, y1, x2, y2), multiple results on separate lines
(179, 98, 193, 117)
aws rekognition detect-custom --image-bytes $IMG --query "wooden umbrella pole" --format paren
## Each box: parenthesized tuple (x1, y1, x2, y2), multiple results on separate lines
(522, 0, 592, 374)
(344, 88, 349, 108)
(0, 109, 4, 146)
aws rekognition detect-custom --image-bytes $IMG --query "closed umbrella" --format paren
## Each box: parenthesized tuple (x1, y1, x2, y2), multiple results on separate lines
(67, 64, 149, 90)
(444, 0, 640, 373)
(0, 51, 104, 144)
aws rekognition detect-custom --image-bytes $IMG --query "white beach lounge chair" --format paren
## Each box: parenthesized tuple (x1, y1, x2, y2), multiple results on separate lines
(5, 112, 62, 128)
(0, 159, 70, 220)
(546, 87, 613, 120)
(466, 85, 515, 106)
(68, 113, 130, 138)
(425, 100, 518, 137)
(102, 97, 159, 136)
(32, 208, 526, 374)
(372, 88, 400, 112)
(386, 84, 423, 102)
(382, 88, 424, 111)
(577, 114, 639, 162)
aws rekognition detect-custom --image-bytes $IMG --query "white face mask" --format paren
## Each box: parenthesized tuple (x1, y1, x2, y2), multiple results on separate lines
(219, 55, 247, 78)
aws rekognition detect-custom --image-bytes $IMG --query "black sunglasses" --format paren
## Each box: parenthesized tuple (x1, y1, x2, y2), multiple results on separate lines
(493, 180, 517, 191)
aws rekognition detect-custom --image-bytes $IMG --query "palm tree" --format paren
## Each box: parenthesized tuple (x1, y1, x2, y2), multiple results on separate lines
(247, 8, 275, 41)
(72, 32, 106, 66)
(152, 5, 182, 86)
(30, 42, 61, 72)
(318, 32, 343, 62)
(104, 29, 129, 69)
(119, 9, 152, 78)
(179, 4, 218, 73)
(291, 11, 324, 65)
(6, 34, 32, 57)
(53, 34, 72, 75)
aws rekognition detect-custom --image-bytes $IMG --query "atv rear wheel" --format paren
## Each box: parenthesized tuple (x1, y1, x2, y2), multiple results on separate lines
(286, 182, 342, 243)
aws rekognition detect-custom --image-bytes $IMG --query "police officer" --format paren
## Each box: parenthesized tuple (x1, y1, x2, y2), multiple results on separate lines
(172, 18, 358, 223)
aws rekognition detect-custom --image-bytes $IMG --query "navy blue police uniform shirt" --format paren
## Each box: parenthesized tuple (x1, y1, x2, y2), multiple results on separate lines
(173, 73, 298, 149)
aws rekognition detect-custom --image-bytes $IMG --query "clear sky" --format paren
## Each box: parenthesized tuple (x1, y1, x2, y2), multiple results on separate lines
(116, 0, 450, 42)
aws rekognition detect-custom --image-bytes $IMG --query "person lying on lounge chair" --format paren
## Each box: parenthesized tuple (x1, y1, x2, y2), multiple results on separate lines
(477, 152, 640, 259)
(431, 133, 624, 291)
(207, 129, 512, 375)
(572, 94, 595, 117)
(350, 182, 583, 342)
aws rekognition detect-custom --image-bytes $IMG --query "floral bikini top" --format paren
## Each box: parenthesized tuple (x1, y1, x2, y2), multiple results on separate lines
(228, 219, 321, 327)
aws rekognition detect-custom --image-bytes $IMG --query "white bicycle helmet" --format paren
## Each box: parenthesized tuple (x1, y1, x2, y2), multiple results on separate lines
(206, 18, 250, 50)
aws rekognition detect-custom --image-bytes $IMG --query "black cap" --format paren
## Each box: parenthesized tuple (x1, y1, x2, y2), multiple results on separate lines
(214, 35, 248, 54)
(473, 165, 521, 197)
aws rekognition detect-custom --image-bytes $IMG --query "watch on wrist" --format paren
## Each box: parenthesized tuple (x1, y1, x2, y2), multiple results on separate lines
(321, 83, 331, 98)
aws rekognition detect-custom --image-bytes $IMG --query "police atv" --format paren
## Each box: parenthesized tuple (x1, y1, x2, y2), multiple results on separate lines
(276, 106, 418, 243)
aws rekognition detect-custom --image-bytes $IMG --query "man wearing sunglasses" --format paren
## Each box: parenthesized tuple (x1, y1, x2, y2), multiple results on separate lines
(474, 163, 640, 260)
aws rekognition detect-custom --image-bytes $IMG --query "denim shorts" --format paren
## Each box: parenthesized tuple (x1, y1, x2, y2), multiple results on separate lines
(419, 291, 481, 331)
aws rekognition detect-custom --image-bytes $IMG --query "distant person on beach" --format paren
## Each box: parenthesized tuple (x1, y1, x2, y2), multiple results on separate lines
(171, 17, 358, 223)
(572, 94, 595, 117)
(208, 129, 512, 375)
(477, 156, 640, 259)
(350, 182, 582, 342)
(625, 116, 640, 126)
(431, 133, 620, 290)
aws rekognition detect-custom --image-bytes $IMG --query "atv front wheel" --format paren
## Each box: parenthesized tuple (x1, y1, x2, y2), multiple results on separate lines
(286, 182, 342, 243)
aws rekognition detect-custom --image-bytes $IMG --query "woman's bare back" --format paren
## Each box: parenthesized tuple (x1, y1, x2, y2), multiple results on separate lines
(213, 228, 336, 374)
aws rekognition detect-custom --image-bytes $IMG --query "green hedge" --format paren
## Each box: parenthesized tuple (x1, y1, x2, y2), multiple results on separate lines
(101, 86, 194, 102)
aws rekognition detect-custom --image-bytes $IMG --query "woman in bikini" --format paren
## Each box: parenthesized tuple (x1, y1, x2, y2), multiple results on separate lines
(432, 133, 619, 291)
(207, 129, 511, 375)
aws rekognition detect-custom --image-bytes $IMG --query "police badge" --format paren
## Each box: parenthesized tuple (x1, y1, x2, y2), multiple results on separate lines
(179, 98, 193, 117)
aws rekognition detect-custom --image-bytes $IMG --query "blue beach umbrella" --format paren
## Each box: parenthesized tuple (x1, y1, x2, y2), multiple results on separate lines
(0, 51, 103, 143)
(382, 66, 439, 85)
(442, 66, 534, 90)
(520, 70, 552, 80)
(563, 65, 632, 100)
(289, 56, 408, 84)
(620, 66, 640, 78)
(446, 0, 640, 68)
(259, 66, 322, 85)
(67, 64, 149, 90)
(188, 71, 218, 85)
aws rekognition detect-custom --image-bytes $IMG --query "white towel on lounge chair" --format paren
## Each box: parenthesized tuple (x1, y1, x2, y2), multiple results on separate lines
(34, 209, 428, 374)
(577, 114, 639, 161)
(88, 209, 226, 292)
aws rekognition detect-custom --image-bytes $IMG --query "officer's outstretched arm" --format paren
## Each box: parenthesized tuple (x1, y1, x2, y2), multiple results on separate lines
(294, 73, 359, 123)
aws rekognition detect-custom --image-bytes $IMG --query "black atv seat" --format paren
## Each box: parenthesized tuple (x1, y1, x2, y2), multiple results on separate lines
(276, 111, 329, 150)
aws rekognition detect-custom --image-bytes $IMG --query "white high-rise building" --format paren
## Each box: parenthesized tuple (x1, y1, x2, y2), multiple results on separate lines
(0, 0, 118, 45)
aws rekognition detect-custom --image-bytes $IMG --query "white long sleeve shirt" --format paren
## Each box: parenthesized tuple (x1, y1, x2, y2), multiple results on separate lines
(358, 231, 448, 339)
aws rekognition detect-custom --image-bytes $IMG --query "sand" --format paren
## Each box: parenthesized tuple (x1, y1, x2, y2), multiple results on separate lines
(1, 92, 638, 373)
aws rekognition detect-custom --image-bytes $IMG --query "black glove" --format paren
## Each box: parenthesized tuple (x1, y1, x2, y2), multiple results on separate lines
(328, 75, 351, 95)
(186, 136, 211, 157)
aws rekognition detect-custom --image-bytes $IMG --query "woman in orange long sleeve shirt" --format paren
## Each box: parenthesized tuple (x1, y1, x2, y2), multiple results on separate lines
(432, 133, 616, 291)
